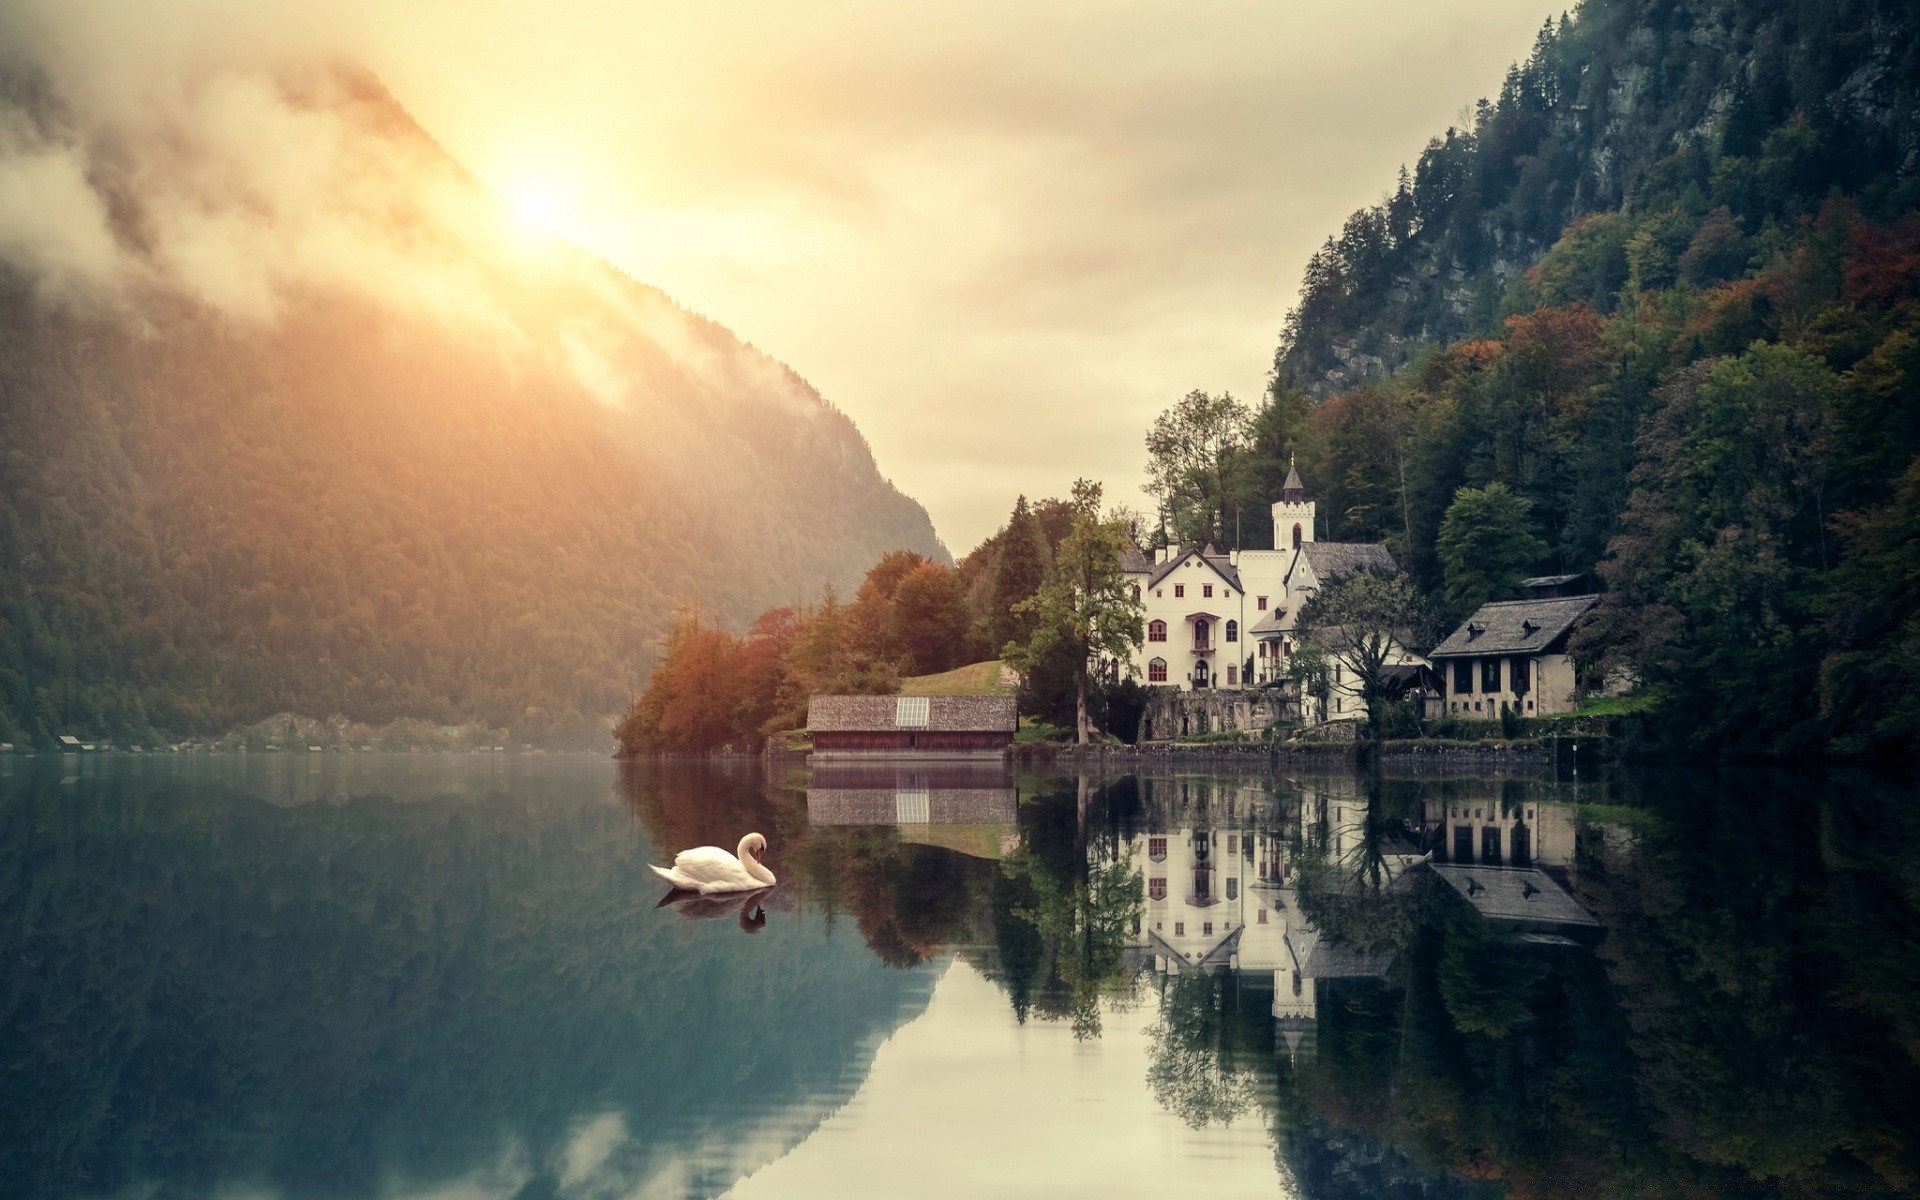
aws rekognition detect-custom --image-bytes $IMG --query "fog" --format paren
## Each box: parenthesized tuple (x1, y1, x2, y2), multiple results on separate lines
(0, 0, 1562, 548)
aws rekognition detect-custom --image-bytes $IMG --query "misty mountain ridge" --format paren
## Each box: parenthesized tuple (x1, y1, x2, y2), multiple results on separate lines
(0, 56, 944, 746)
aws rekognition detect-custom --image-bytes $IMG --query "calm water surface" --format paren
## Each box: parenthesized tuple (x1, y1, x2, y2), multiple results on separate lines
(2, 752, 1917, 1198)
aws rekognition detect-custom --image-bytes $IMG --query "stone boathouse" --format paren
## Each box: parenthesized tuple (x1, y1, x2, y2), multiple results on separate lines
(806, 695, 1017, 757)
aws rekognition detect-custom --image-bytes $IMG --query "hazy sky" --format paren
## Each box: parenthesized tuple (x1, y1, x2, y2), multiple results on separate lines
(6, 0, 1562, 552)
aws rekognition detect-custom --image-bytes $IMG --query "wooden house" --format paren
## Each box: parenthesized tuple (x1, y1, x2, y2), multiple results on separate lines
(806, 695, 1016, 757)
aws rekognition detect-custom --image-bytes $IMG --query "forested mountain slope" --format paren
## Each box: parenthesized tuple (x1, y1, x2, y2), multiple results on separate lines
(0, 62, 943, 747)
(1275, 0, 1920, 394)
(1266, 0, 1920, 756)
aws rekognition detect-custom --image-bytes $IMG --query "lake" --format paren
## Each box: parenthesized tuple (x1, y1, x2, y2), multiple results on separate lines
(2, 752, 1916, 1198)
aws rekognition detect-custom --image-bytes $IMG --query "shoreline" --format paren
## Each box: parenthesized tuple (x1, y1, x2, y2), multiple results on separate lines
(719, 734, 1612, 774)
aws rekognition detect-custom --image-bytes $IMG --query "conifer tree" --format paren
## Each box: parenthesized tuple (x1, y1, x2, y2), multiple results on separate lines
(989, 496, 1050, 652)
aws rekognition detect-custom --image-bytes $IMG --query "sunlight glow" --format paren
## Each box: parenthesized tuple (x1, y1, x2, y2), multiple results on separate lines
(502, 174, 579, 240)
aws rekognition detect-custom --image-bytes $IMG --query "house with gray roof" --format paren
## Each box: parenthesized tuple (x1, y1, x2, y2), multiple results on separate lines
(1428, 594, 1599, 717)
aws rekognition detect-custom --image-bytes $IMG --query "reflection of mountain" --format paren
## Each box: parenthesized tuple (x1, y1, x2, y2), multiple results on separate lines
(0, 756, 938, 1199)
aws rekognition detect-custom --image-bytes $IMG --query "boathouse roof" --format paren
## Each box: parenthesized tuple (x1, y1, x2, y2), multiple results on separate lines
(806, 694, 1018, 733)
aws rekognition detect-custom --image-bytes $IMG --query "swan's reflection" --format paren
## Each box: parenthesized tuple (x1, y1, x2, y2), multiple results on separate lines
(655, 885, 774, 931)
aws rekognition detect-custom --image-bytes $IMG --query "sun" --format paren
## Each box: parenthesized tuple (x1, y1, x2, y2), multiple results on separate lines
(502, 174, 578, 240)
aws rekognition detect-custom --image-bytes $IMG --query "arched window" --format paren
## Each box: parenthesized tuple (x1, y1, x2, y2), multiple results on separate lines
(1148, 620, 1167, 643)
(1131, 584, 1140, 601)
(1194, 619, 1209, 647)
(1225, 620, 1238, 643)
(1292, 523, 1303, 549)
(1148, 657, 1167, 682)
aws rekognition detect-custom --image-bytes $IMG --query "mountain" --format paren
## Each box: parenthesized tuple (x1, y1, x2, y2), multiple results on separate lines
(1274, 0, 1920, 395)
(1262, 0, 1920, 756)
(0, 62, 943, 747)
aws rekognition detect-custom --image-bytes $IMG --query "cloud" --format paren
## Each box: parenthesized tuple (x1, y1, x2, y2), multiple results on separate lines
(0, 116, 129, 307)
(0, 0, 1566, 548)
(0, 0, 526, 341)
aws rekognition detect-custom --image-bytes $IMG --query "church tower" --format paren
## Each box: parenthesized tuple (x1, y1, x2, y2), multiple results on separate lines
(1271, 458, 1316, 551)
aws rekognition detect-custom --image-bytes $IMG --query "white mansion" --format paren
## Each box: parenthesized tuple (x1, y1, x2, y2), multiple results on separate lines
(1120, 466, 1424, 719)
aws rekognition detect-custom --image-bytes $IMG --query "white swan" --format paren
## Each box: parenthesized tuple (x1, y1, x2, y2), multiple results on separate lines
(649, 832, 776, 894)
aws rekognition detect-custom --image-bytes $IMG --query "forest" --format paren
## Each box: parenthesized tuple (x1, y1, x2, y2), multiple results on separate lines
(1190, 0, 1920, 758)
(612, 487, 1145, 754)
(625, 0, 1920, 760)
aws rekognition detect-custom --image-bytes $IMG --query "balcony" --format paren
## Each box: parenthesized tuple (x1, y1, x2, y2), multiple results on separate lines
(1192, 641, 1214, 655)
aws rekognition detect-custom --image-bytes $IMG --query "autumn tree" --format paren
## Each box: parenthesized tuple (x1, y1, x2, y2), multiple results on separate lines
(1006, 481, 1144, 744)
(1436, 483, 1547, 618)
(614, 603, 749, 754)
(1143, 390, 1257, 547)
(891, 561, 974, 675)
(850, 550, 929, 662)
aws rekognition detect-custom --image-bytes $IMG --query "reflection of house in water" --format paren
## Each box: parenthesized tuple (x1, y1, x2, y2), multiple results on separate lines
(1122, 777, 1411, 1066)
(1122, 776, 1596, 1067)
(805, 763, 1019, 858)
(1419, 792, 1578, 874)
(1428, 863, 1598, 936)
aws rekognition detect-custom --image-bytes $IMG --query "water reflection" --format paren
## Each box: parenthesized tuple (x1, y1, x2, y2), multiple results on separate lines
(1, 755, 1917, 1197)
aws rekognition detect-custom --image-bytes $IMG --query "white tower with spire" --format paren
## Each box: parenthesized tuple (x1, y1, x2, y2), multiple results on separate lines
(1271, 457, 1316, 551)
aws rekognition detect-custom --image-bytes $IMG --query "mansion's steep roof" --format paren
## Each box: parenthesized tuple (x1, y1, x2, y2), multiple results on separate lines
(1428, 595, 1599, 658)
(1144, 547, 1242, 591)
(1119, 544, 1152, 574)
(807, 695, 1018, 732)
(1292, 542, 1397, 585)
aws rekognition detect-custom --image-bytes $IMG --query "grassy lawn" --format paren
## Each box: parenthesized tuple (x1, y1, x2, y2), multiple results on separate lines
(1571, 801, 1662, 828)
(899, 660, 1017, 697)
(1014, 718, 1072, 744)
(1552, 693, 1660, 719)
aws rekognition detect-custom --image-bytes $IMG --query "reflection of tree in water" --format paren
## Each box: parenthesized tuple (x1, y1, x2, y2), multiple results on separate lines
(993, 775, 1145, 1038)
(1288, 772, 1426, 954)
(1573, 768, 1920, 1193)
(627, 759, 1920, 1197)
(1144, 970, 1269, 1129)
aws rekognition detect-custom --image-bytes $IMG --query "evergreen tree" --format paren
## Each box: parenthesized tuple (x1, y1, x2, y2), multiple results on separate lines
(1436, 484, 1547, 618)
(988, 496, 1049, 651)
